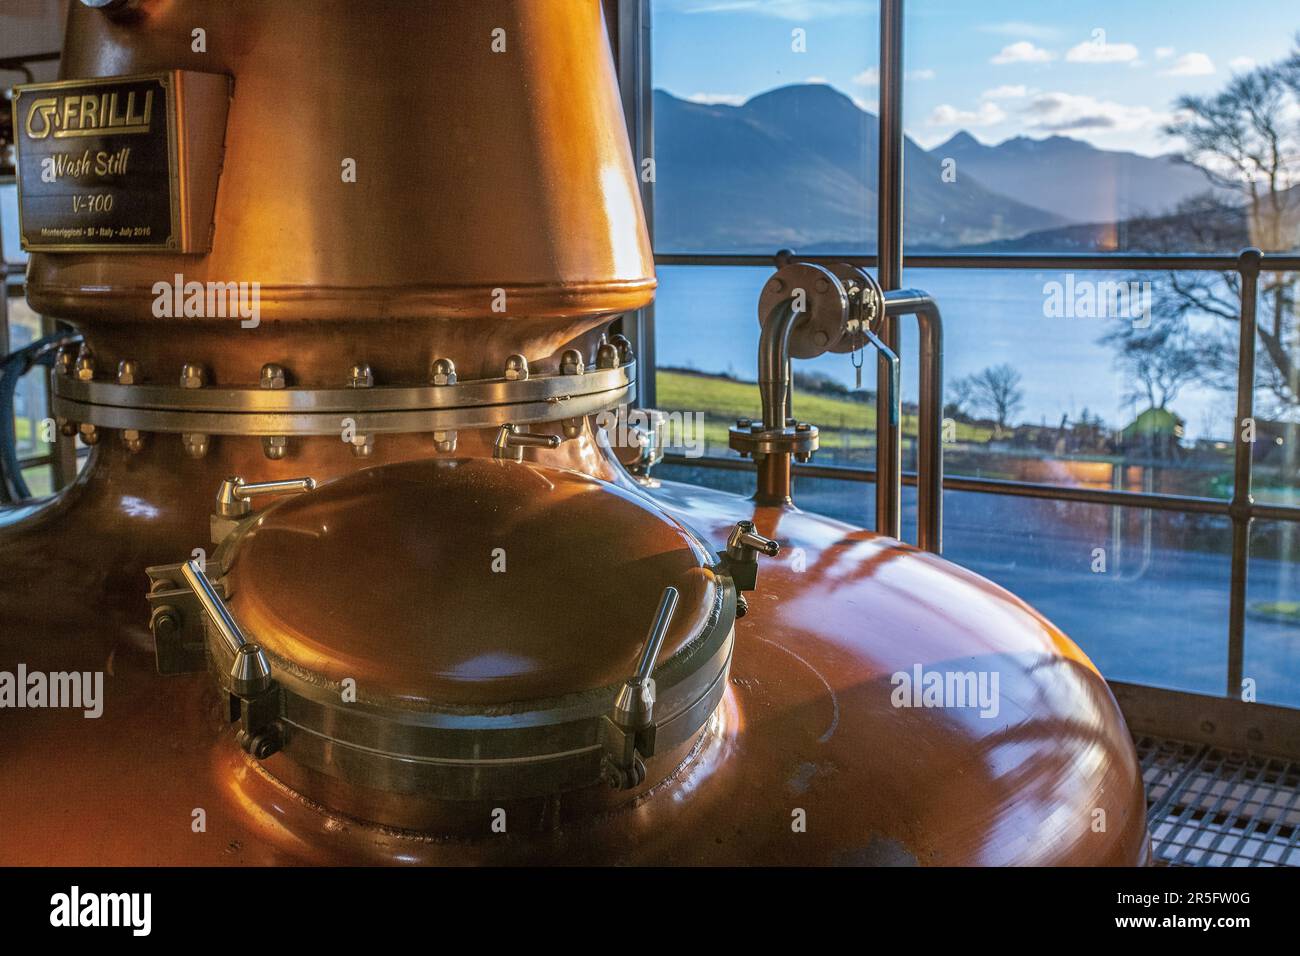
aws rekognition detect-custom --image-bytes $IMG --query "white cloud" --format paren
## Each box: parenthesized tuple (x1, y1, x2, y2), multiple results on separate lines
(982, 84, 1028, 100)
(978, 21, 1061, 41)
(927, 101, 1008, 127)
(1020, 91, 1167, 133)
(1155, 47, 1175, 59)
(908, 68, 936, 81)
(1163, 52, 1215, 76)
(804, 75, 829, 83)
(853, 66, 878, 86)
(685, 92, 746, 106)
(1065, 40, 1139, 64)
(991, 41, 1054, 65)
(1229, 56, 1257, 71)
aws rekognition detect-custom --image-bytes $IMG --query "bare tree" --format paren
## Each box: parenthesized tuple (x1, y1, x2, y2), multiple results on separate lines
(946, 374, 978, 419)
(1100, 316, 1201, 411)
(1139, 39, 1300, 420)
(970, 364, 1024, 436)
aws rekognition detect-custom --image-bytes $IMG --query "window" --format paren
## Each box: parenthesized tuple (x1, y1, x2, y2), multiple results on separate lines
(639, 0, 1300, 700)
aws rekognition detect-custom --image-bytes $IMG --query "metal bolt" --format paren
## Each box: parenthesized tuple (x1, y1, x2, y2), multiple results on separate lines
(150, 606, 180, 640)
(55, 346, 76, 376)
(736, 418, 752, 430)
(595, 336, 619, 370)
(121, 429, 144, 454)
(430, 357, 457, 386)
(259, 363, 287, 390)
(562, 417, 581, 440)
(116, 359, 139, 385)
(262, 435, 288, 460)
(434, 430, 458, 453)
(74, 345, 95, 382)
(347, 363, 373, 388)
(180, 363, 206, 389)
(504, 354, 529, 381)
(609, 333, 634, 364)
(796, 422, 811, 433)
(350, 436, 374, 458)
(58, 418, 76, 438)
(559, 348, 585, 376)
(78, 423, 99, 445)
(181, 433, 210, 458)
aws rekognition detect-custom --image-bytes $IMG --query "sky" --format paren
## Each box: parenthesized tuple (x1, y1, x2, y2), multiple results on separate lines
(652, 0, 1300, 155)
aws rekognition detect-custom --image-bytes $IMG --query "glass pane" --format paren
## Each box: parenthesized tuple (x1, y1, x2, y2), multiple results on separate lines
(658, 461, 1230, 695)
(6, 293, 51, 462)
(650, 0, 878, 254)
(652, 263, 1239, 495)
(916, 266, 1236, 496)
(20, 463, 53, 499)
(905, 1, 1300, 253)
(653, 264, 876, 464)
(1246, 521, 1300, 707)
(1251, 273, 1300, 508)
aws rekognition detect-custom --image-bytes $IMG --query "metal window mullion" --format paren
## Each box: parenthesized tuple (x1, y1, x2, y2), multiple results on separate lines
(874, 0, 905, 539)
(1227, 251, 1262, 699)
(614, 0, 657, 410)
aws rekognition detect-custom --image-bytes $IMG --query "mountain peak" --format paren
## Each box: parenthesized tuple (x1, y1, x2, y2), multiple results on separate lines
(742, 82, 864, 116)
(935, 130, 985, 153)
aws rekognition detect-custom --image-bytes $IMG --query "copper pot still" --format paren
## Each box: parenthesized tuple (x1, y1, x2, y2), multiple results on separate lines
(0, 0, 1149, 865)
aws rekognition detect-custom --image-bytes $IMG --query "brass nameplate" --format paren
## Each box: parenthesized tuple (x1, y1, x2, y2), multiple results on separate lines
(11, 71, 231, 253)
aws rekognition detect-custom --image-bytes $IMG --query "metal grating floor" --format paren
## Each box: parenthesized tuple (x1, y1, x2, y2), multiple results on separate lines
(1137, 735, 1300, 866)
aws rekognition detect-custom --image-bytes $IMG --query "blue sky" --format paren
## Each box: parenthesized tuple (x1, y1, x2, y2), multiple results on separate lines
(652, 0, 1300, 154)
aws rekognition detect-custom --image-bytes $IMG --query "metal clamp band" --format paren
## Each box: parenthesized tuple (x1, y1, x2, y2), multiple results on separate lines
(53, 367, 635, 435)
(54, 359, 634, 412)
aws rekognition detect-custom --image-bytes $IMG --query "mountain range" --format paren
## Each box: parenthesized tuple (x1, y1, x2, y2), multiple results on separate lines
(652, 84, 1218, 254)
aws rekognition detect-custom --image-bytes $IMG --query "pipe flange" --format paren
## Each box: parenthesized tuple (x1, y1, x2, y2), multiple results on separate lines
(756, 263, 849, 359)
(820, 263, 885, 353)
(728, 422, 819, 458)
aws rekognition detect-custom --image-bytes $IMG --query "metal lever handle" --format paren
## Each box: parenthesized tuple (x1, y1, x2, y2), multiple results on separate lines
(634, 586, 680, 683)
(863, 328, 900, 429)
(216, 475, 316, 518)
(181, 558, 247, 655)
(180, 558, 272, 697)
(614, 586, 679, 731)
(493, 423, 562, 461)
(727, 520, 780, 559)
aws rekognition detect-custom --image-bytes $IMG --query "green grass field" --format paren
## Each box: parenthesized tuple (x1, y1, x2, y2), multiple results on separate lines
(655, 369, 992, 450)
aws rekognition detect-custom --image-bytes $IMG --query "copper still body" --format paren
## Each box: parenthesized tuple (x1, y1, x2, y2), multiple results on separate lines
(0, 0, 1149, 866)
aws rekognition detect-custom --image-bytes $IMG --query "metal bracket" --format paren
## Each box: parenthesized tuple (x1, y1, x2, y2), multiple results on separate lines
(145, 557, 283, 758)
(145, 562, 212, 675)
(716, 520, 780, 593)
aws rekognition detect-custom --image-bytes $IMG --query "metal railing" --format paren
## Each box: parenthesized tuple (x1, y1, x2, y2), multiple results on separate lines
(659, 248, 1300, 699)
